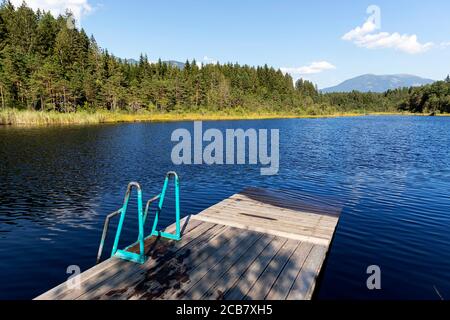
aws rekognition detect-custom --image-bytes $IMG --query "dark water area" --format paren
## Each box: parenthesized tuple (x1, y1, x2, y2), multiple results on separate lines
(0, 116, 449, 300)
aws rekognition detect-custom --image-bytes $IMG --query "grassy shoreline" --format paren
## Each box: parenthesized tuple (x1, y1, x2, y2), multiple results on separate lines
(0, 108, 445, 127)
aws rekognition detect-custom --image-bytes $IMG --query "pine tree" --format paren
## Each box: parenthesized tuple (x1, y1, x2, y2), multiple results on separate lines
(0, 9, 7, 51)
(36, 11, 57, 57)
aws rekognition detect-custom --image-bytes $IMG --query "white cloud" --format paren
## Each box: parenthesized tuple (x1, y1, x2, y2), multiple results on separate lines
(440, 42, 450, 49)
(342, 17, 433, 54)
(281, 61, 336, 75)
(342, 19, 378, 41)
(11, 0, 92, 23)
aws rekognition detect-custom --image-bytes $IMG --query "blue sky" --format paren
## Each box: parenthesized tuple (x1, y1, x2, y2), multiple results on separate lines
(16, 0, 450, 88)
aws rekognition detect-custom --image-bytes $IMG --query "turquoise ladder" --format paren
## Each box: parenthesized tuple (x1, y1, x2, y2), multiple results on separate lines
(96, 171, 181, 264)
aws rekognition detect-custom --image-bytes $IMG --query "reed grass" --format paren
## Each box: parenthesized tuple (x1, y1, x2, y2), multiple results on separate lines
(0, 108, 439, 127)
(0, 109, 107, 126)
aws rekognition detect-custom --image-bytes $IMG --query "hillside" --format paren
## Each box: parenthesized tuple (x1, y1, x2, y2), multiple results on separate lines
(322, 74, 435, 93)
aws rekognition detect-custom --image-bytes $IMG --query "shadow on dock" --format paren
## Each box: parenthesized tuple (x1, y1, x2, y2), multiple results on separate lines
(240, 187, 343, 218)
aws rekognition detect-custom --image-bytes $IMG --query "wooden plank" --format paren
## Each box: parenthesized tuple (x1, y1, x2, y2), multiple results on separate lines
(201, 203, 338, 230)
(201, 234, 275, 300)
(65, 220, 217, 300)
(79, 222, 227, 300)
(116, 224, 238, 300)
(236, 188, 342, 217)
(34, 257, 125, 300)
(223, 237, 287, 300)
(287, 245, 328, 300)
(35, 216, 201, 300)
(265, 242, 313, 300)
(181, 233, 273, 300)
(192, 188, 341, 246)
(244, 239, 299, 300)
(213, 196, 340, 225)
(196, 207, 337, 236)
(192, 214, 331, 245)
(72, 220, 217, 300)
(197, 208, 336, 237)
(151, 228, 262, 300)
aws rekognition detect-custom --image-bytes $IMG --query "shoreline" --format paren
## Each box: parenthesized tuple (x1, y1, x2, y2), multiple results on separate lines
(0, 109, 446, 128)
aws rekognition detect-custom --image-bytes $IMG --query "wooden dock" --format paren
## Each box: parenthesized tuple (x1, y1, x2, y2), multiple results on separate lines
(35, 188, 341, 300)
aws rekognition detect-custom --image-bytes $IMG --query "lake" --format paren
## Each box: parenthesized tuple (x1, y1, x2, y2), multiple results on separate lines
(1, 116, 449, 300)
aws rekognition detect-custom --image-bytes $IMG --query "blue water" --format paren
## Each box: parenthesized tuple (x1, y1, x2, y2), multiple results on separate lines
(0, 116, 449, 300)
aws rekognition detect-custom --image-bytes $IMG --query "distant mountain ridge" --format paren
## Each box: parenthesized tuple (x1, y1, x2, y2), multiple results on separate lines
(164, 60, 185, 69)
(322, 74, 435, 93)
(125, 59, 185, 69)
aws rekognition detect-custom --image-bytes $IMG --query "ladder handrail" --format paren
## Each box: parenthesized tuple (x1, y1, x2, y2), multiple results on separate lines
(150, 171, 181, 241)
(96, 182, 145, 264)
(110, 182, 145, 261)
(95, 172, 181, 265)
(96, 209, 121, 264)
(143, 194, 161, 225)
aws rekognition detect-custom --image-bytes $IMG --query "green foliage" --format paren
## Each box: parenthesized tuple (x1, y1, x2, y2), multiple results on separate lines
(398, 81, 450, 114)
(0, 2, 449, 116)
(0, 2, 306, 114)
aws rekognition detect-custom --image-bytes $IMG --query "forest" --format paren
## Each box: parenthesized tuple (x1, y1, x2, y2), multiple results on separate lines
(1, 1, 450, 121)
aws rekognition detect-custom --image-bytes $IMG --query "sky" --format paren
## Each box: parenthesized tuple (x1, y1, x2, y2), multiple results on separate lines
(13, 0, 450, 88)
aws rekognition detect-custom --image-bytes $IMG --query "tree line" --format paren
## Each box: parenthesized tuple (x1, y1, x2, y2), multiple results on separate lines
(0, 2, 449, 115)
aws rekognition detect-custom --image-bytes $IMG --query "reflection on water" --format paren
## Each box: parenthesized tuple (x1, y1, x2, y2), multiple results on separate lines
(0, 116, 450, 300)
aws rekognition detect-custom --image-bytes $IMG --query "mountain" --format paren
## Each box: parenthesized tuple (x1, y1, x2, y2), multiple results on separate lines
(321, 74, 435, 93)
(164, 60, 185, 69)
(126, 58, 139, 65)
(125, 59, 185, 69)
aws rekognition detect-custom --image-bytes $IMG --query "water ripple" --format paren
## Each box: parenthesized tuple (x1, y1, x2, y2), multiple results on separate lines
(1, 117, 450, 299)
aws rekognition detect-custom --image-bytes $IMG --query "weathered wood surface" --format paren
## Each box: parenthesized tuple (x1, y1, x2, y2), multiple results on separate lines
(35, 188, 341, 301)
(191, 188, 341, 246)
